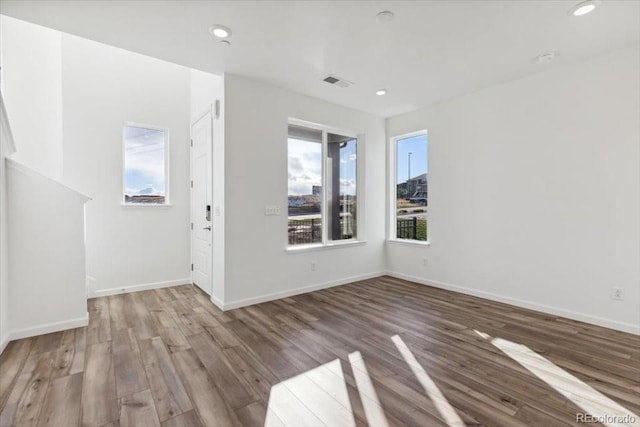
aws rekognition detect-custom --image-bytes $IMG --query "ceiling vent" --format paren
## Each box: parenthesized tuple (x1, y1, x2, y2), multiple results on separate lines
(323, 74, 353, 88)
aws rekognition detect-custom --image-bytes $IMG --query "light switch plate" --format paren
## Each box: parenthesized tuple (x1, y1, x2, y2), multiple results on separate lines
(265, 205, 280, 216)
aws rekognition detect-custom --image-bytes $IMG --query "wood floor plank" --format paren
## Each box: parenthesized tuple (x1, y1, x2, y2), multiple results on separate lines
(51, 328, 85, 379)
(109, 295, 130, 332)
(124, 293, 157, 340)
(234, 401, 266, 427)
(0, 338, 32, 408)
(171, 349, 238, 426)
(160, 410, 202, 427)
(81, 342, 119, 426)
(157, 327, 191, 354)
(37, 372, 83, 427)
(138, 337, 192, 422)
(187, 332, 259, 410)
(31, 332, 64, 355)
(1, 278, 638, 426)
(119, 389, 160, 427)
(87, 298, 112, 345)
(0, 350, 54, 426)
(113, 347, 148, 398)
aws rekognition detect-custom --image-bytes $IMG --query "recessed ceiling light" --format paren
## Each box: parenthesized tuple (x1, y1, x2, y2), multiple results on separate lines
(568, 0, 600, 16)
(220, 40, 231, 47)
(375, 89, 387, 96)
(376, 11, 395, 23)
(209, 25, 232, 38)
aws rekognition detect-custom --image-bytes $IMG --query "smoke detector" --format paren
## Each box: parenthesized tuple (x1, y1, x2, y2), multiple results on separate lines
(323, 75, 354, 88)
(376, 11, 395, 23)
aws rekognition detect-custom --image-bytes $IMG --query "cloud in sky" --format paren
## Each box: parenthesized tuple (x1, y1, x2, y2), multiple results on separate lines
(288, 138, 358, 196)
(288, 138, 321, 195)
(124, 126, 166, 195)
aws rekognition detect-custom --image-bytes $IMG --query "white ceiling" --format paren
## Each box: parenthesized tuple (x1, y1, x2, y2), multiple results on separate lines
(1, 0, 638, 118)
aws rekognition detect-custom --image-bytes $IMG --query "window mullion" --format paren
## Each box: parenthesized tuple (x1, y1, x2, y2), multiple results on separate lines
(321, 130, 328, 244)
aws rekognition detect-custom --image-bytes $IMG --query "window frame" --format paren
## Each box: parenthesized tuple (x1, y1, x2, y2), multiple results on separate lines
(388, 129, 430, 245)
(122, 122, 171, 207)
(286, 118, 364, 252)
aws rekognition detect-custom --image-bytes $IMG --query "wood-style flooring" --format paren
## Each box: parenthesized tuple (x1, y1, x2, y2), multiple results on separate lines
(1, 276, 639, 426)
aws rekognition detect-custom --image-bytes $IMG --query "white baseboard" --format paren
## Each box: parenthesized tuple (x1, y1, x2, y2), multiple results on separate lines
(93, 278, 192, 298)
(210, 294, 225, 310)
(386, 271, 640, 335)
(222, 271, 386, 311)
(7, 313, 89, 342)
(86, 275, 97, 298)
(0, 334, 9, 354)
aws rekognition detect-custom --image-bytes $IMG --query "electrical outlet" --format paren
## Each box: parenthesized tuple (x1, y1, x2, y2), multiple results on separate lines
(422, 258, 428, 267)
(611, 287, 624, 301)
(310, 262, 316, 272)
(264, 205, 280, 216)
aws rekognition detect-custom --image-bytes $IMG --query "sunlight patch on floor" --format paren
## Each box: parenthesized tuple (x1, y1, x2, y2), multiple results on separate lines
(391, 334, 465, 427)
(265, 358, 356, 427)
(474, 330, 640, 427)
(348, 351, 390, 427)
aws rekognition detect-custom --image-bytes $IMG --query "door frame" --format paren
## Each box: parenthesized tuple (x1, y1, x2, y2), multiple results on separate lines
(190, 105, 214, 295)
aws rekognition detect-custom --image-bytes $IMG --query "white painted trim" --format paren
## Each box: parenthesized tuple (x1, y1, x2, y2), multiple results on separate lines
(122, 122, 170, 205)
(0, 334, 9, 355)
(190, 107, 214, 296)
(388, 129, 429, 241)
(285, 240, 366, 254)
(386, 239, 431, 248)
(287, 118, 363, 246)
(288, 117, 358, 140)
(93, 278, 191, 298)
(120, 203, 173, 208)
(0, 91, 17, 155)
(385, 271, 640, 336)
(6, 158, 91, 201)
(210, 294, 225, 310)
(8, 313, 89, 342)
(86, 275, 97, 298)
(222, 271, 386, 311)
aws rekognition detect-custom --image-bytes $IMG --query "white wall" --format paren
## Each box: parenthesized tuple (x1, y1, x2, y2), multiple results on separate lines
(7, 159, 89, 338)
(0, 15, 63, 181)
(223, 74, 386, 306)
(386, 46, 640, 334)
(190, 69, 225, 303)
(0, 92, 16, 352)
(62, 35, 192, 294)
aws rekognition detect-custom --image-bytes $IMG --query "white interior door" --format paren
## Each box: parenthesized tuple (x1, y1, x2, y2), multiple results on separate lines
(191, 110, 213, 295)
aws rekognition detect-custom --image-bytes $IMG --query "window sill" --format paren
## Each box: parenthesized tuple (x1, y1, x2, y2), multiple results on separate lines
(121, 203, 173, 208)
(286, 240, 366, 254)
(387, 239, 430, 248)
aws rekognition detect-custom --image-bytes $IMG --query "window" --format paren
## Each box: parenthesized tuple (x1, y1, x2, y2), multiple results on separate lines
(123, 124, 169, 205)
(288, 122, 358, 246)
(393, 132, 428, 242)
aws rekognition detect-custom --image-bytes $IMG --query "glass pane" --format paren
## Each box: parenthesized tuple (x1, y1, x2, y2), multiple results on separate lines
(288, 125, 322, 245)
(396, 134, 428, 241)
(327, 133, 357, 241)
(124, 125, 167, 204)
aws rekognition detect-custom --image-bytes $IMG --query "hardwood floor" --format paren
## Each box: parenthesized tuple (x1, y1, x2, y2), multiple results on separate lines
(1, 276, 638, 426)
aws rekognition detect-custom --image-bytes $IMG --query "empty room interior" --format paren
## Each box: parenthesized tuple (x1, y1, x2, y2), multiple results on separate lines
(0, 0, 639, 426)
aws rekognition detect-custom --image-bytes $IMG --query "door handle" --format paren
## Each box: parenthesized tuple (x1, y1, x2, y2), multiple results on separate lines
(203, 226, 212, 231)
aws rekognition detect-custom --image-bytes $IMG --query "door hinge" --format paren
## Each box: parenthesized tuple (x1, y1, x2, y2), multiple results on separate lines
(190, 139, 193, 147)
(191, 263, 194, 271)
(190, 222, 193, 230)
(190, 180, 193, 188)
